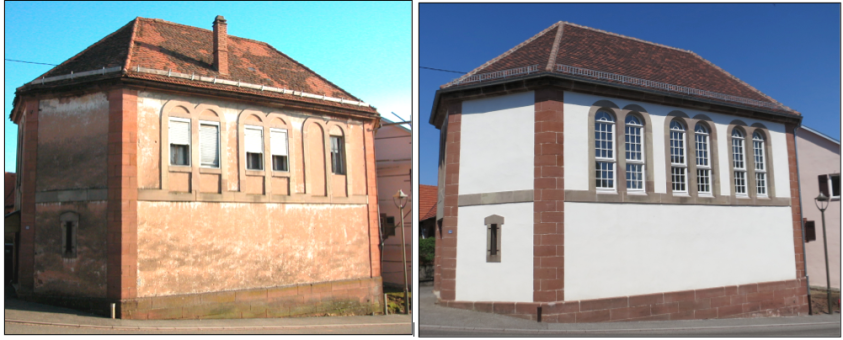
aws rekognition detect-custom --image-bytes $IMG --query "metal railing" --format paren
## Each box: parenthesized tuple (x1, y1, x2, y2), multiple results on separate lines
(555, 64, 783, 111)
(29, 66, 122, 85)
(450, 65, 540, 86)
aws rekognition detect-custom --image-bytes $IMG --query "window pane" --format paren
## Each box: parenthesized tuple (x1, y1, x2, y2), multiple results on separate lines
(697, 169, 710, 194)
(200, 124, 219, 167)
(671, 167, 686, 192)
(271, 130, 288, 156)
(247, 152, 263, 170)
(832, 175, 841, 197)
(170, 144, 189, 166)
(596, 162, 614, 189)
(626, 164, 643, 190)
(330, 136, 344, 174)
(735, 171, 746, 194)
(756, 172, 767, 196)
(273, 155, 288, 172)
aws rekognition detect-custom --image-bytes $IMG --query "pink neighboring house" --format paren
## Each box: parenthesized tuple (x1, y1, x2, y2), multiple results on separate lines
(797, 126, 840, 290)
(376, 116, 412, 289)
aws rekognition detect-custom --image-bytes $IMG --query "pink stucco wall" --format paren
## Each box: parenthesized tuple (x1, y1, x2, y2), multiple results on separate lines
(375, 123, 412, 288)
(797, 127, 840, 289)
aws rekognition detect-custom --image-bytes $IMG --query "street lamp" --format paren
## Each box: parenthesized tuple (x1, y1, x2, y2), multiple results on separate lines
(815, 192, 833, 314)
(393, 189, 410, 314)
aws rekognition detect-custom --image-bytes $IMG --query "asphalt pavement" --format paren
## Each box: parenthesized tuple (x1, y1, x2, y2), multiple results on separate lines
(418, 285, 841, 337)
(4, 287, 412, 335)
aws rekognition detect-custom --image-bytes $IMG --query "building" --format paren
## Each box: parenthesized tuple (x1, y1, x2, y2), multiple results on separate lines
(374, 116, 412, 290)
(429, 21, 809, 322)
(418, 184, 438, 239)
(796, 126, 840, 294)
(9, 16, 384, 319)
(5, 172, 18, 284)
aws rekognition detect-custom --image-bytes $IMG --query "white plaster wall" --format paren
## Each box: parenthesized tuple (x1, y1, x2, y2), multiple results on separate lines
(563, 91, 791, 197)
(565, 202, 797, 300)
(459, 91, 534, 195)
(456, 203, 534, 302)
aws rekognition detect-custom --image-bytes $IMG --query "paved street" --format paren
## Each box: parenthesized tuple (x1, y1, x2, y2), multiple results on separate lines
(418, 285, 841, 337)
(4, 289, 412, 335)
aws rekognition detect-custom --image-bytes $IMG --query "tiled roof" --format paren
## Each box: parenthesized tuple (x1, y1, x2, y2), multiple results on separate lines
(442, 21, 797, 116)
(29, 17, 375, 114)
(5, 172, 15, 211)
(419, 184, 438, 221)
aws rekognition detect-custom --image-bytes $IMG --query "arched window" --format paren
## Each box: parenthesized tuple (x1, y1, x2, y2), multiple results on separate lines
(595, 111, 615, 190)
(753, 131, 767, 197)
(625, 115, 644, 192)
(732, 129, 747, 196)
(669, 120, 687, 193)
(695, 123, 712, 195)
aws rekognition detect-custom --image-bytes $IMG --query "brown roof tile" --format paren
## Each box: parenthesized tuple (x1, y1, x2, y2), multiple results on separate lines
(419, 184, 438, 221)
(28, 17, 375, 114)
(444, 22, 797, 115)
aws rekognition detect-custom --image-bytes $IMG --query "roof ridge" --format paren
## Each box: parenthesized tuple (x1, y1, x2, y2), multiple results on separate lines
(123, 17, 141, 71)
(137, 17, 282, 47)
(545, 22, 564, 71)
(687, 51, 797, 114)
(562, 21, 693, 54)
(32, 18, 136, 82)
(442, 21, 561, 88)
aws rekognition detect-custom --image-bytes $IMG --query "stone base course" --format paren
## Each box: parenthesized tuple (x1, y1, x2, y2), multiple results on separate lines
(18, 277, 383, 320)
(437, 278, 809, 323)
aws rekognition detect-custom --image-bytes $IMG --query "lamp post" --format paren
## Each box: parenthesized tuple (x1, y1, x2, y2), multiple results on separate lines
(815, 192, 833, 314)
(393, 189, 410, 314)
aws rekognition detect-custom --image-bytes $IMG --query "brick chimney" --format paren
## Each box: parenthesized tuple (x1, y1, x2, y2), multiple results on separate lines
(213, 15, 229, 75)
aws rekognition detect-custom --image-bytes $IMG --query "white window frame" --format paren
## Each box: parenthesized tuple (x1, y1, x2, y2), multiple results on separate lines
(695, 123, 713, 196)
(595, 111, 616, 192)
(752, 132, 767, 197)
(169, 117, 191, 167)
(624, 115, 645, 193)
(732, 129, 748, 197)
(829, 174, 841, 199)
(199, 120, 221, 168)
(669, 120, 688, 194)
(270, 128, 289, 172)
(244, 125, 264, 171)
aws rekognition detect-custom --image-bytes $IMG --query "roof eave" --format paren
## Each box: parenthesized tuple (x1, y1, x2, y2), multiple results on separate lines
(430, 72, 801, 129)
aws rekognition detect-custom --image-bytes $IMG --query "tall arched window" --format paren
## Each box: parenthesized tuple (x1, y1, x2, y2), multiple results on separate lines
(732, 129, 747, 196)
(595, 111, 615, 190)
(695, 123, 712, 195)
(669, 120, 687, 193)
(753, 131, 767, 197)
(625, 115, 644, 192)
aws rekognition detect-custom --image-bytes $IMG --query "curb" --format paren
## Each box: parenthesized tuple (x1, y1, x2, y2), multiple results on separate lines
(5, 319, 411, 331)
(419, 321, 840, 334)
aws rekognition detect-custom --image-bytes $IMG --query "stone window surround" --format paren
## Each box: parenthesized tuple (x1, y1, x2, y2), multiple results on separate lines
(572, 100, 788, 206)
(59, 211, 78, 259)
(484, 214, 504, 263)
(144, 100, 362, 204)
(587, 100, 655, 195)
(726, 121, 778, 203)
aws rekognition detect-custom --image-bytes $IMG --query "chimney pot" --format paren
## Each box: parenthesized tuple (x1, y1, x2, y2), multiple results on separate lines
(213, 15, 229, 75)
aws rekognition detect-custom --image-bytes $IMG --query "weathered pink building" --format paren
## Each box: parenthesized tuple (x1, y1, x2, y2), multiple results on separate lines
(375, 117, 413, 290)
(796, 126, 840, 291)
(9, 16, 384, 319)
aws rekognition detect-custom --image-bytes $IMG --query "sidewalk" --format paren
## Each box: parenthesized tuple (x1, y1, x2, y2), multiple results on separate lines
(418, 286, 840, 334)
(5, 291, 411, 332)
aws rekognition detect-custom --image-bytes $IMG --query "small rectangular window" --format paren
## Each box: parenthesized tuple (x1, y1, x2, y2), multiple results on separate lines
(805, 220, 816, 242)
(830, 174, 841, 199)
(199, 122, 220, 168)
(245, 126, 264, 170)
(169, 118, 191, 166)
(330, 136, 345, 175)
(270, 129, 289, 172)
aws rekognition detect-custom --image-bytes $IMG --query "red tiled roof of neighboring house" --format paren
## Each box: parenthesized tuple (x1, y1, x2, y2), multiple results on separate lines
(26, 17, 376, 114)
(442, 21, 797, 116)
(5, 172, 16, 212)
(419, 184, 438, 221)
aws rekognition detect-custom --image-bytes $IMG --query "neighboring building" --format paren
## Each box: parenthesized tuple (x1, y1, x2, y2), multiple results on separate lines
(10, 16, 384, 319)
(5, 172, 18, 284)
(796, 126, 840, 291)
(430, 21, 809, 322)
(375, 116, 412, 290)
(5, 172, 15, 215)
(419, 184, 437, 239)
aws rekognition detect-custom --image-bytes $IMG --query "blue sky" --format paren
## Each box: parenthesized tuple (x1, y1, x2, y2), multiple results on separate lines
(4, 1, 410, 172)
(420, 3, 841, 186)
